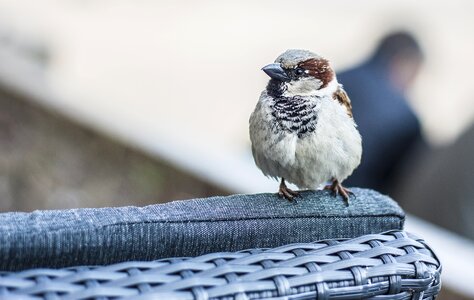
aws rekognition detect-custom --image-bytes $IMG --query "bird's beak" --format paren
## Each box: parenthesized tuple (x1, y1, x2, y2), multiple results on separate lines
(262, 63, 290, 81)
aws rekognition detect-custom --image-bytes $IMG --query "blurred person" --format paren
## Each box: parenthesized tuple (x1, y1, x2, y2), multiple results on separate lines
(340, 31, 424, 193)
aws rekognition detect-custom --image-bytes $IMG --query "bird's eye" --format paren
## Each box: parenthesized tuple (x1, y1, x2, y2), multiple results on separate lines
(295, 67, 305, 76)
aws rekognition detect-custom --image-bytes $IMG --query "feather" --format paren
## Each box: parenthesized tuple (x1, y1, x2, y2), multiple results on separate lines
(333, 86, 353, 118)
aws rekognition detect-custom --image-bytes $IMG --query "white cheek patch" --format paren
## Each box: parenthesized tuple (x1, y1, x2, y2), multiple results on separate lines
(283, 78, 340, 98)
(283, 78, 322, 97)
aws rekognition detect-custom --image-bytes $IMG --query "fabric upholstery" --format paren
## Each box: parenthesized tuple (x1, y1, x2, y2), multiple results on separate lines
(0, 188, 404, 271)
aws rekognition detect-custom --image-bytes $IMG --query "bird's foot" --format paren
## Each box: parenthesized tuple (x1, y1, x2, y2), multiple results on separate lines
(324, 180, 354, 206)
(278, 186, 299, 202)
(278, 179, 299, 202)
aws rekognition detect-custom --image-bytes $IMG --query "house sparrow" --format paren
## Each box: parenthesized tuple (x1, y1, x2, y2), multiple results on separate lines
(249, 49, 362, 204)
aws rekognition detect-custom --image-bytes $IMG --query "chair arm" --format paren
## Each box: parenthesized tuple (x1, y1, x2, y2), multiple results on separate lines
(0, 188, 404, 271)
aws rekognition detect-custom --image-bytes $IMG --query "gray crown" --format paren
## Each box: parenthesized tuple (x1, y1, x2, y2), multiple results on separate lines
(275, 49, 322, 67)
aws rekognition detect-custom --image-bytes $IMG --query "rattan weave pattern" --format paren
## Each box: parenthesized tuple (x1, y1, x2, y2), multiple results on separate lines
(0, 231, 440, 300)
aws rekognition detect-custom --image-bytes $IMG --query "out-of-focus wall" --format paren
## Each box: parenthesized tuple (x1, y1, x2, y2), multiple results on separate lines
(0, 89, 227, 212)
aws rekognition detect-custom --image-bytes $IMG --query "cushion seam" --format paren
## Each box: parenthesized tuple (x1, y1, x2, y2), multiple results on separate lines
(2, 215, 405, 234)
(102, 214, 405, 227)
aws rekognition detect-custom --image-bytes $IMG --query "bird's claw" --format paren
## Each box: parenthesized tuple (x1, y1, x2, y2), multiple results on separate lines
(324, 180, 354, 206)
(278, 188, 300, 203)
(278, 179, 300, 203)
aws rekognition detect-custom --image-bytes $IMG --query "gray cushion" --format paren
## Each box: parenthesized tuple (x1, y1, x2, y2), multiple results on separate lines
(0, 188, 404, 271)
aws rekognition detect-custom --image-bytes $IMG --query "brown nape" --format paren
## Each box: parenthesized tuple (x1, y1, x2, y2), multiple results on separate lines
(298, 58, 334, 88)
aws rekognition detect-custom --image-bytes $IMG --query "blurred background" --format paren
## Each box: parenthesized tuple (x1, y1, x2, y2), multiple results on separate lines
(0, 0, 473, 298)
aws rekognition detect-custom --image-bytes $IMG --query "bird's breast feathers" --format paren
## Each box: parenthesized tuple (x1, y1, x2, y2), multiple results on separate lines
(249, 87, 361, 185)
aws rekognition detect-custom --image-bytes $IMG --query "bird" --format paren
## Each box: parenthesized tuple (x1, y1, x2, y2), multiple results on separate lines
(249, 49, 362, 204)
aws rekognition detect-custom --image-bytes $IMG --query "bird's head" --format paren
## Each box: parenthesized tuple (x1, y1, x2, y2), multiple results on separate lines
(263, 49, 337, 97)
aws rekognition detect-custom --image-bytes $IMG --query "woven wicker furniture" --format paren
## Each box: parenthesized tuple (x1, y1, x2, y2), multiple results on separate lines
(0, 189, 441, 299)
(0, 231, 440, 299)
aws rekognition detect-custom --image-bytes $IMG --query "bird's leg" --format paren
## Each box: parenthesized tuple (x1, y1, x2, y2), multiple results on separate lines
(278, 178, 299, 202)
(324, 179, 353, 206)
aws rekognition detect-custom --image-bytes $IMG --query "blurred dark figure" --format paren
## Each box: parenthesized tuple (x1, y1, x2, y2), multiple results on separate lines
(340, 31, 424, 193)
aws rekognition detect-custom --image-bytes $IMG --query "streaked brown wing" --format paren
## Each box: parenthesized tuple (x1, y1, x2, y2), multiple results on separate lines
(333, 86, 353, 118)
